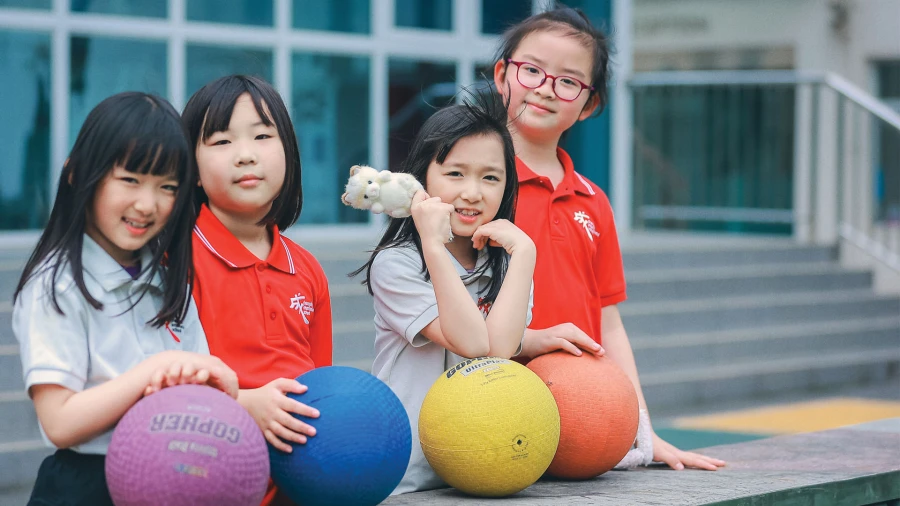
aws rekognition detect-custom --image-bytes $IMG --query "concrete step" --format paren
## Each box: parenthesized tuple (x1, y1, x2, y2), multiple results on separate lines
(0, 440, 51, 490)
(0, 392, 42, 444)
(642, 346, 900, 411)
(618, 244, 835, 271)
(633, 317, 900, 371)
(625, 263, 872, 301)
(620, 289, 900, 337)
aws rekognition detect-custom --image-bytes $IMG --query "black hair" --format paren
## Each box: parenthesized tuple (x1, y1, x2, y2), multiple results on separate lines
(494, 3, 611, 116)
(182, 75, 302, 230)
(14, 92, 197, 327)
(352, 88, 517, 304)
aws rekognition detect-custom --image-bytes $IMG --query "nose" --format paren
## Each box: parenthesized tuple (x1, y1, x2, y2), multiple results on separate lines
(533, 75, 556, 98)
(235, 140, 257, 166)
(132, 186, 156, 215)
(460, 178, 483, 202)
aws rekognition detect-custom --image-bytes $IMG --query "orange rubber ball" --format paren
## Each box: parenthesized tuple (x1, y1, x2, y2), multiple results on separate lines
(527, 352, 639, 479)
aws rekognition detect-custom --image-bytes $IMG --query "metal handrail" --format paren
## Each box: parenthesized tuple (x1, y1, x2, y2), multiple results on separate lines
(630, 71, 900, 130)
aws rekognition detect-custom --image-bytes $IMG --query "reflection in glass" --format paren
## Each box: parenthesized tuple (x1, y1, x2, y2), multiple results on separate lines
(70, 36, 167, 148)
(293, 0, 370, 34)
(388, 59, 456, 171)
(292, 54, 370, 224)
(481, 0, 531, 34)
(395, 0, 452, 30)
(185, 44, 273, 98)
(70, 0, 166, 18)
(0, 30, 51, 230)
(187, 0, 273, 26)
(0, 0, 50, 8)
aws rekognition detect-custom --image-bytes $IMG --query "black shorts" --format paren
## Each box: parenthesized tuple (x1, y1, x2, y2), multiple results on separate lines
(28, 449, 114, 506)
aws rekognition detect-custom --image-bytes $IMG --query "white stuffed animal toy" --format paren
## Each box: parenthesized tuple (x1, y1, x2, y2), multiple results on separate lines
(341, 165, 423, 218)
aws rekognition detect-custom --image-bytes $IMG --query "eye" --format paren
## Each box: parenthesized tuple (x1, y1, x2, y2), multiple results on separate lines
(367, 180, 373, 184)
(255, 134, 271, 140)
(212, 139, 230, 146)
(162, 184, 179, 193)
(445, 171, 463, 177)
(120, 176, 139, 184)
(484, 175, 501, 182)
(559, 77, 580, 87)
(524, 65, 541, 74)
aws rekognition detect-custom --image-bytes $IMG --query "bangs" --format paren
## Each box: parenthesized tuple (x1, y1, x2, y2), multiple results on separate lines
(198, 84, 276, 142)
(104, 97, 192, 182)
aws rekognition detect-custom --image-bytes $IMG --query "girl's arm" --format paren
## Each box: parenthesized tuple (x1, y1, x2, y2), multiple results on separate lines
(412, 191, 491, 358)
(472, 220, 536, 358)
(32, 351, 238, 449)
(601, 305, 726, 471)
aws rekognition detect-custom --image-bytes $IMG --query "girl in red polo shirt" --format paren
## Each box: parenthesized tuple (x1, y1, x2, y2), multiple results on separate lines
(492, 7, 726, 471)
(182, 75, 333, 505)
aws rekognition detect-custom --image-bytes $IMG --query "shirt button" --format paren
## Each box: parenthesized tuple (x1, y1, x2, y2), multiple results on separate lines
(554, 218, 560, 224)
(256, 263, 266, 272)
(270, 312, 276, 320)
(265, 285, 272, 294)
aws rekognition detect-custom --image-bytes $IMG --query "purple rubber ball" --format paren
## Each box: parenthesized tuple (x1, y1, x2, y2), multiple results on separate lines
(106, 384, 269, 506)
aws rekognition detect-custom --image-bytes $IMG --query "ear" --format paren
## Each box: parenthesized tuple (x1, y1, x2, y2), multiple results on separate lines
(350, 165, 361, 176)
(578, 93, 601, 121)
(493, 60, 508, 98)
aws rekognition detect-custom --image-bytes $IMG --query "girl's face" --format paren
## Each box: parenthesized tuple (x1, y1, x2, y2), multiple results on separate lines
(494, 29, 598, 144)
(195, 93, 286, 221)
(425, 133, 507, 239)
(86, 165, 179, 265)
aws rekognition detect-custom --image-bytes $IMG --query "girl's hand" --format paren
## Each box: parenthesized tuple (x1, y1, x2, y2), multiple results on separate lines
(521, 324, 604, 359)
(238, 378, 320, 453)
(652, 432, 726, 470)
(411, 190, 454, 246)
(143, 352, 239, 399)
(472, 219, 535, 256)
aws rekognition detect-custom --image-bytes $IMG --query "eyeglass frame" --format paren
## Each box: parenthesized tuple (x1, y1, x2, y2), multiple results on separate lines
(506, 59, 595, 102)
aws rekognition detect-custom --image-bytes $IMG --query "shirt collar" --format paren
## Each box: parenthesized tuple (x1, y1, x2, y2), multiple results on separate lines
(194, 204, 296, 274)
(515, 147, 597, 197)
(82, 235, 162, 292)
(446, 247, 492, 279)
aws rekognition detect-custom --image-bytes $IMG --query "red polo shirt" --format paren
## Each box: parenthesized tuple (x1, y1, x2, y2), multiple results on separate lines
(515, 148, 627, 345)
(192, 204, 333, 389)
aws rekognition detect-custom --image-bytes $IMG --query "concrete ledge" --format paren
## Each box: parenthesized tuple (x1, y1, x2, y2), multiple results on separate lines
(384, 419, 900, 505)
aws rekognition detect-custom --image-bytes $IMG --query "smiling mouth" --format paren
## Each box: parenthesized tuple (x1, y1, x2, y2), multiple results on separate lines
(123, 218, 151, 229)
(236, 175, 262, 183)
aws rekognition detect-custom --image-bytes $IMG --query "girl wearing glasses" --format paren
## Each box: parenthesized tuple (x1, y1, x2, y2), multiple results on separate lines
(493, 6, 726, 472)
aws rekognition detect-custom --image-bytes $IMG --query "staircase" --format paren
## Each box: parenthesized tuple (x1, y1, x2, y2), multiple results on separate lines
(1, 233, 899, 494)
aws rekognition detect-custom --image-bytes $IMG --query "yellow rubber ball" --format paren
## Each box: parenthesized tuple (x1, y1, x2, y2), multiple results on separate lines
(418, 357, 560, 497)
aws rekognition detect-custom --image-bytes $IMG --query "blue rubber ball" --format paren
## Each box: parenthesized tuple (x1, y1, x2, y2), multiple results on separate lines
(269, 366, 412, 506)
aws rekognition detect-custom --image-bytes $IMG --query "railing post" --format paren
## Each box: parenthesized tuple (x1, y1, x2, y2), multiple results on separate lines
(814, 86, 840, 245)
(793, 83, 814, 243)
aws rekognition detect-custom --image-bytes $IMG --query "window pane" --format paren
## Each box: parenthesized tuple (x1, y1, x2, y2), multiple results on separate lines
(185, 44, 273, 98)
(395, 0, 452, 30)
(70, 36, 167, 147)
(70, 0, 166, 18)
(0, 30, 51, 230)
(292, 54, 370, 224)
(187, 0, 273, 26)
(0, 0, 50, 8)
(293, 0, 370, 33)
(388, 59, 456, 171)
(481, 0, 531, 34)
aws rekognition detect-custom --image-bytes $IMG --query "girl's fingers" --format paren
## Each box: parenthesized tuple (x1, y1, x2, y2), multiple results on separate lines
(277, 410, 317, 438)
(193, 369, 210, 384)
(179, 363, 195, 385)
(149, 369, 165, 392)
(264, 429, 293, 453)
(558, 339, 583, 357)
(165, 362, 183, 387)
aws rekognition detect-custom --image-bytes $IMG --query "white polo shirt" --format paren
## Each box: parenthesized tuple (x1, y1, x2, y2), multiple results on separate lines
(13, 235, 208, 455)
(370, 245, 531, 494)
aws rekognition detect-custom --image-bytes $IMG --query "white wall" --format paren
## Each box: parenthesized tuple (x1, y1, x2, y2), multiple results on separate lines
(633, 0, 900, 89)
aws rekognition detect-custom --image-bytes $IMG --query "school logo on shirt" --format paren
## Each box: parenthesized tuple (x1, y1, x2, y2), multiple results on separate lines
(477, 297, 493, 318)
(289, 293, 315, 324)
(573, 211, 600, 242)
